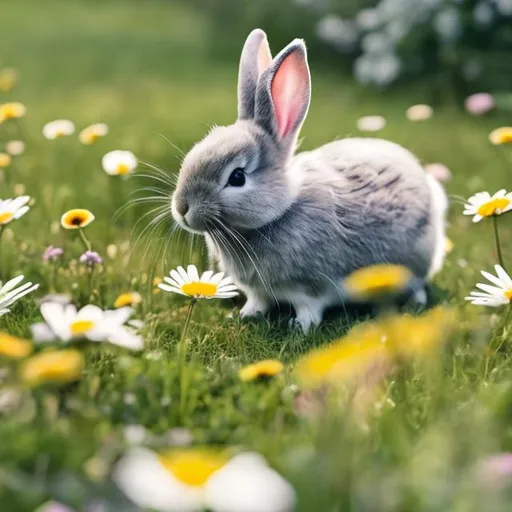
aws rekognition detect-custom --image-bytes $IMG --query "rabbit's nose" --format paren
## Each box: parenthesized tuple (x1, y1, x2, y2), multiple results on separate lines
(176, 200, 189, 217)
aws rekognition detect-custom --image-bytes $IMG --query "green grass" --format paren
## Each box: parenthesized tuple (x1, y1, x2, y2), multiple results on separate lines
(1, 0, 512, 510)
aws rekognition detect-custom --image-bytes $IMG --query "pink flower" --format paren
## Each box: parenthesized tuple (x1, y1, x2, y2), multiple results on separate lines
(79, 251, 103, 267)
(465, 93, 495, 115)
(424, 163, 452, 183)
(476, 453, 512, 488)
(42, 245, 64, 263)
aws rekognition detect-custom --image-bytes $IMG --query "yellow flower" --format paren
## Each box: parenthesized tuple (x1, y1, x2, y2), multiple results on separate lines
(0, 331, 33, 359)
(114, 292, 142, 308)
(384, 307, 456, 359)
(343, 264, 414, 301)
(0, 153, 12, 168)
(489, 127, 512, 145)
(79, 123, 109, 145)
(295, 324, 391, 388)
(60, 209, 95, 229)
(445, 237, 454, 253)
(0, 102, 26, 122)
(21, 349, 84, 386)
(0, 68, 18, 92)
(239, 359, 284, 381)
(295, 307, 455, 387)
(153, 277, 162, 295)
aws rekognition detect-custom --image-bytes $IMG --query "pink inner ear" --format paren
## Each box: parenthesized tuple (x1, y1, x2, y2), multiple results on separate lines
(271, 51, 308, 139)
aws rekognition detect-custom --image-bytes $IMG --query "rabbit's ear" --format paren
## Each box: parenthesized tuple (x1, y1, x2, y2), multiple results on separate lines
(255, 39, 311, 158)
(238, 29, 272, 120)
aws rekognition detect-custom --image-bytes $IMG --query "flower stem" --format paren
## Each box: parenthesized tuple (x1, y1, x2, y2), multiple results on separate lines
(492, 216, 505, 270)
(78, 228, 91, 252)
(179, 299, 196, 420)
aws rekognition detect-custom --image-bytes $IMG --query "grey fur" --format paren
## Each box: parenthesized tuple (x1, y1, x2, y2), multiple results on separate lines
(238, 29, 271, 120)
(171, 30, 448, 332)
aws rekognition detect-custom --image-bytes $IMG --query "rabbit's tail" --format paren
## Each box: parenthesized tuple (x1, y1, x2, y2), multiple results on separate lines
(426, 173, 448, 278)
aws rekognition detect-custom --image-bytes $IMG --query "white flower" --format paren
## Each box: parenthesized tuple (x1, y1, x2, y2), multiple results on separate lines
(113, 447, 296, 512)
(406, 104, 433, 121)
(463, 189, 512, 223)
(434, 7, 461, 42)
(5, 140, 25, 156)
(102, 150, 137, 176)
(316, 15, 359, 52)
(354, 52, 402, 87)
(465, 265, 512, 307)
(31, 303, 143, 350)
(158, 265, 238, 299)
(355, 8, 380, 30)
(79, 123, 109, 144)
(0, 196, 30, 225)
(42, 119, 75, 139)
(357, 115, 386, 132)
(0, 275, 39, 317)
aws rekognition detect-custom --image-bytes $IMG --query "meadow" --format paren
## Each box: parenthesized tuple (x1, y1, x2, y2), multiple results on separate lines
(1, 0, 512, 510)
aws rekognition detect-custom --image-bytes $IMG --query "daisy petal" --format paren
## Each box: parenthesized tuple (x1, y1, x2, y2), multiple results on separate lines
(170, 269, 185, 286)
(200, 270, 214, 282)
(177, 266, 189, 282)
(187, 265, 199, 282)
(494, 265, 512, 288)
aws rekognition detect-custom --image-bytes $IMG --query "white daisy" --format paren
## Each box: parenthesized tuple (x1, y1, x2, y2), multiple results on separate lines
(465, 265, 512, 307)
(31, 302, 143, 350)
(463, 189, 512, 223)
(42, 119, 75, 139)
(0, 196, 30, 226)
(158, 265, 238, 299)
(79, 123, 109, 144)
(113, 447, 296, 512)
(5, 140, 25, 156)
(406, 104, 433, 121)
(356, 115, 386, 132)
(0, 275, 39, 317)
(101, 150, 137, 176)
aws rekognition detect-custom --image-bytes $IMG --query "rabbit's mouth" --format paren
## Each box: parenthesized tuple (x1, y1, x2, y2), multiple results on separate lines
(171, 195, 208, 235)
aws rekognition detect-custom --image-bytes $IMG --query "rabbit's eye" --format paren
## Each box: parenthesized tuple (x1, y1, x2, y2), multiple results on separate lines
(227, 168, 246, 187)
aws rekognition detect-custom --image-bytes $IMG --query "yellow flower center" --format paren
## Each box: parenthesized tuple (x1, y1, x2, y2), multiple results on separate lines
(158, 450, 228, 487)
(70, 320, 95, 336)
(114, 292, 141, 308)
(116, 163, 131, 175)
(477, 198, 511, 217)
(0, 332, 33, 359)
(344, 264, 413, 300)
(504, 289, 512, 302)
(239, 359, 284, 381)
(21, 349, 84, 387)
(0, 212, 13, 225)
(181, 282, 218, 297)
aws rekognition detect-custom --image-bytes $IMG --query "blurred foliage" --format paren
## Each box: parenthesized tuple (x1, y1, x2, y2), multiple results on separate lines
(188, 0, 512, 97)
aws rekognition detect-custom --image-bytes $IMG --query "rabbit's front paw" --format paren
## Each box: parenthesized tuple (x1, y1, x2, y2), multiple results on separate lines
(289, 298, 325, 334)
(240, 295, 269, 319)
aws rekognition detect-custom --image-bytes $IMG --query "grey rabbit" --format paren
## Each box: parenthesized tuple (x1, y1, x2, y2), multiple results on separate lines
(171, 29, 448, 332)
